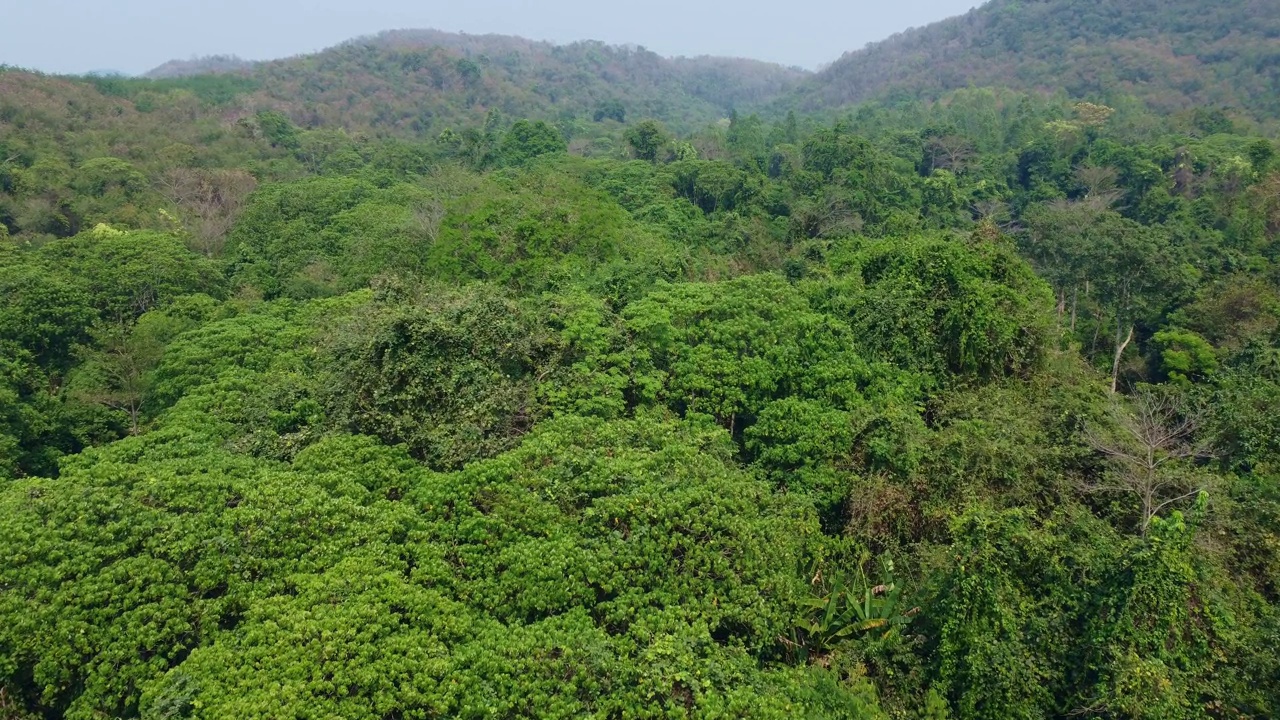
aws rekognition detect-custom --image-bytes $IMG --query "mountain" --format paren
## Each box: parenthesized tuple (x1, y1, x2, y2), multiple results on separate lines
(797, 0, 1280, 118)
(6, 5, 1280, 720)
(137, 30, 810, 134)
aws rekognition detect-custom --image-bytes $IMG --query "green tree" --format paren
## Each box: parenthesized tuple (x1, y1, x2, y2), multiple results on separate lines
(500, 119, 567, 166)
(255, 109, 300, 150)
(35, 228, 224, 322)
(625, 119, 669, 162)
(932, 508, 1051, 720)
(1152, 329, 1218, 386)
(325, 285, 554, 469)
(593, 98, 626, 123)
(69, 321, 166, 436)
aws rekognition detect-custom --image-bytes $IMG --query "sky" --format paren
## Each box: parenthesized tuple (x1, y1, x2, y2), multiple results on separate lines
(1, 0, 981, 76)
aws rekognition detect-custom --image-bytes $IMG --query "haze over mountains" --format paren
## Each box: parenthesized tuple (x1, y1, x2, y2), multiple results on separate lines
(1, 0, 1275, 141)
(124, 0, 1280, 130)
(7, 0, 988, 75)
(212, 29, 811, 133)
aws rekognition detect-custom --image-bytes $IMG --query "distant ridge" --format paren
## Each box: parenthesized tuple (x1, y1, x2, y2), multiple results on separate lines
(82, 2, 1280, 136)
(794, 0, 1280, 118)
(145, 54, 255, 79)
(136, 30, 810, 133)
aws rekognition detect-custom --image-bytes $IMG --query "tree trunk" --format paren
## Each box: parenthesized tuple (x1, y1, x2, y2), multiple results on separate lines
(1141, 484, 1155, 535)
(1111, 324, 1134, 393)
(1070, 287, 1078, 333)
(1139, 449, 1157, 534)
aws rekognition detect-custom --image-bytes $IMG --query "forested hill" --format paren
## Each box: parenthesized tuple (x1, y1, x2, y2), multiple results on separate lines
(797, 0, 1280, 118)
(135, 30, 810, 133)
(6, 8, 1280, 717)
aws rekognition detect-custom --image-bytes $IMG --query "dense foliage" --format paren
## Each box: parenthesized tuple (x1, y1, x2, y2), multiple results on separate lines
(3, 5, 1280, 718)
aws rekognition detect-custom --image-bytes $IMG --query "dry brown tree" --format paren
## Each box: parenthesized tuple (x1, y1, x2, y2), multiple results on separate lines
(1083, 387, 1215, 534)
(159, 168, 258, 257)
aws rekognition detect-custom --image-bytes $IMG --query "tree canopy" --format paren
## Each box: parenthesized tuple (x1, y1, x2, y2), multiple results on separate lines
(3, 11, 1280, 718)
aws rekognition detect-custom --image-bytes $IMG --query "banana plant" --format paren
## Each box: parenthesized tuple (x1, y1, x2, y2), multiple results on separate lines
(792, 556, 920, 660)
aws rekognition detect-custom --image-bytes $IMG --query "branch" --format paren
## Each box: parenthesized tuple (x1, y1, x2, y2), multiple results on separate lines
(1151, 445, 1211, 467)
(1150, 487, 1206, 519)
(1111, 324, 1135, 393)
(1078, 477, 1136, 496)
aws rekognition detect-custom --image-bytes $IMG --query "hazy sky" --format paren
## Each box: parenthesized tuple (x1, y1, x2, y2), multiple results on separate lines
(2, 0, 981, 75)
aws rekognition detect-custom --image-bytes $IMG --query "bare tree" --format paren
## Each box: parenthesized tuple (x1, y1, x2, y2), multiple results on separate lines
(1074, 165, 1124, 208)
(973, 199, 1016, 231)
(1083, 388, 1214, 534)
(793, 188, 864, 240)
(924, 134, 975, 174)
(158, 168, 258, 257)
(1249, 171, 1280, 239)
(410, 199, 445, 245)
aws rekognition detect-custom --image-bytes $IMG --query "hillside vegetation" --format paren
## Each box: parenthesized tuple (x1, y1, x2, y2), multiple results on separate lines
(2, 4, 1280, 719)
(131, 30, 809, 134)
(800, 0, 1280, 119)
